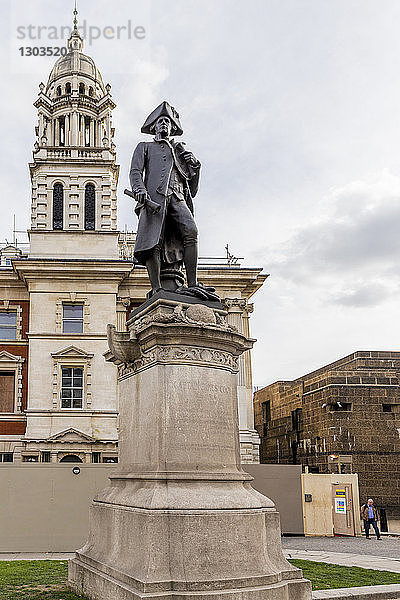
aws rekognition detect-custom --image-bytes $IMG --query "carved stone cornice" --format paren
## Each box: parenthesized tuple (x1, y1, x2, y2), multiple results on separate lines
(223, 298, 254, 315)
(132, 303, 236, 335)
(117, 344, 239, 379)
(245, 302, 254, 315)
(106, 299, 254, 377)
(223, 298, 247, 311)
(117, 297, 131, 309)
(12, 257, 132, 287)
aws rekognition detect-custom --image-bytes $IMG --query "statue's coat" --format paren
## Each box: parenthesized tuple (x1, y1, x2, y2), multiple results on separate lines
(129, 139, 200, 265)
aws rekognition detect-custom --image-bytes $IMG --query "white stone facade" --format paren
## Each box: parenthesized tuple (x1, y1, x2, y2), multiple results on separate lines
(30, 26, 117, 233)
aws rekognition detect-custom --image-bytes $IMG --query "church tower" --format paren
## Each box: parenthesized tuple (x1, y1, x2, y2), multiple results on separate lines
(15, 12, 131, 464)
(29, 15, 119, 258)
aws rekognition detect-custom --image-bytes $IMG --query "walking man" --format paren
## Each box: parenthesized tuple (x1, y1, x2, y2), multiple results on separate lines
(361, 499, 381, 540)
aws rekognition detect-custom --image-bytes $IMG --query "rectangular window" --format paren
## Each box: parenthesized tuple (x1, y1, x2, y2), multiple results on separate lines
(22, 455, 38, 462)
(292, 408, 302, 431)
(63, 304, 83, 334)
(0, 453, 13, 462)
(383, 403, 400, 413)
(61, 367, 83, 408)
(262, 400, 271, 437)
(41, 451, 50, 463)
(92, 452, 101, 463)
(338, 455, 353, 474)
(262, 400, 271, 424)
(0, 311, 17, 340)
(309, 466, 320, 474)
(339, 462, 351, 474)
(102, 456, 118, 463)
(331, 402, 352, 411)
(0, 372, 15, 412)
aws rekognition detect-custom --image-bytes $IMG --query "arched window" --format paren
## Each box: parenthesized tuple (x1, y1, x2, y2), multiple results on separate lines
(56, 85, 62, 96)
(65, 82, 71, 94)
(79, 82, 85, 95)
(88, 86, 94, 97)
(84, 184, 95, 230)
(53, 183, 64, 230)
(60, 455, 82, 463)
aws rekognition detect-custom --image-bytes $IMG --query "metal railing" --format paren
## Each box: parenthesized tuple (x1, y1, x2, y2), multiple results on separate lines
(0, 231, 243, 269)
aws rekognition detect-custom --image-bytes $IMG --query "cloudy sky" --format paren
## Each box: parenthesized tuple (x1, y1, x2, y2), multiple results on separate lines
(2, 0, 400, 387)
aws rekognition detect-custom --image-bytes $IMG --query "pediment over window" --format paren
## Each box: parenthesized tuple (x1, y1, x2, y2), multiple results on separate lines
(51, 346, 93, 360)
(0, 350, 24, 363)
(46, 427, 95, 443)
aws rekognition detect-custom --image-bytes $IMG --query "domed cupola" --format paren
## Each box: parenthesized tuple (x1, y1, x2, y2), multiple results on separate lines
(33, 9, 114, 151)
(46, 25, 105, 102)
(29, 8, 119, 236)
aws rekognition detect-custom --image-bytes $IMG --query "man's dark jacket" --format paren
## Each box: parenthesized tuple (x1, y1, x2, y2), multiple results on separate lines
(361, 504, 379, 521)
(129, 139, 200, 265)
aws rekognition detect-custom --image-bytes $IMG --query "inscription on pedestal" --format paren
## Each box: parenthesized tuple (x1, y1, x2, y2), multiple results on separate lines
(166, 378, 236, 462)
(169, 380, 233, 395)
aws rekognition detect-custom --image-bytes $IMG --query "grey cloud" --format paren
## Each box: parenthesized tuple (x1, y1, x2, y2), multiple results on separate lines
(269, 196, 400, 281)
(331, 283, 391, 308)
(253, 176, 400, 309)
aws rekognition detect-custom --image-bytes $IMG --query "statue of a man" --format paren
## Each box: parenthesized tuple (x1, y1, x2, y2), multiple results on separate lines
(129, 101, 218, 301)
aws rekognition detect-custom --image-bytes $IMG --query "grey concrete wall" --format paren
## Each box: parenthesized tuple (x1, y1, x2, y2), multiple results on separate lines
(0, 463, 303, 552)
(247, 464, 304, 535)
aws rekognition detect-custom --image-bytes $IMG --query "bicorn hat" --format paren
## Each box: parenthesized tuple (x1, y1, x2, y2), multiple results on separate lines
(141, 101, 183, 136)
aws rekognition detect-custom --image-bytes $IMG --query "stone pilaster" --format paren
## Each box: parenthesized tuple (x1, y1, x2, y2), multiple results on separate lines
(116, 297, 130, 331)
(223, 298, 260, 463)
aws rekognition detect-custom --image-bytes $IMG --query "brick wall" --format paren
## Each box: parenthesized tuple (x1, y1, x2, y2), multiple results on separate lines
(254, 351, 400, 518)
(0, 300, 29, 435)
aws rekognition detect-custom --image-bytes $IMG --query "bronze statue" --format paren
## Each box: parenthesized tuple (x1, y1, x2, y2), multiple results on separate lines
(128, 101, 219, 301)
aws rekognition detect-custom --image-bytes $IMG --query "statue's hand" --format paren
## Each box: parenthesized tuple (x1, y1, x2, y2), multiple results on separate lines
(182, 151, 200, 168)
(135, 190, 148, 203)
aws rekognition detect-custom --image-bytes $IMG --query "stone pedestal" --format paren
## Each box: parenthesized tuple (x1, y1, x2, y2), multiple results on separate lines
(69, 298, 311, 600)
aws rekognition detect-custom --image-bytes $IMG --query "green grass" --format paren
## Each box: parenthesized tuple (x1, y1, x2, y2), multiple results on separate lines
(290, 559, 400, 590)
(1, 559, 400, 597)
(0, 560, 87, 600)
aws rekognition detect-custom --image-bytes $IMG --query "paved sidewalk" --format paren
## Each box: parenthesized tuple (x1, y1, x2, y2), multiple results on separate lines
(312, 584, 400, 599)
(282, 536, 400, 559)
(283, 536, 400, 598)
(285, 548, 400, 573)
(0, 552, 74, 561)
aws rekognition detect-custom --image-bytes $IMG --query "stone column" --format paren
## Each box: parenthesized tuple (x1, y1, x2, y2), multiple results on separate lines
(38, 112, 44, 140)
(65, 114, 70, 146)
(105, 110, 111, 142)
(69, 298, 311, 600)
(89, 119, 95, 147)
(54, 118, 60, 146)
(223, 298, 260, 463)
(46, 118, 53, 147)
(96, 120, 102, 146)
(116, 297, 130, 332)
(71, 111, 78, 146)
(78, 115, 84, 146)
